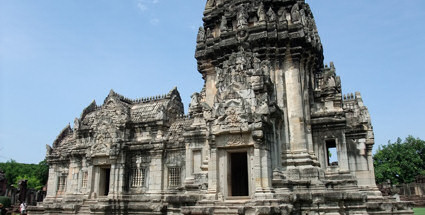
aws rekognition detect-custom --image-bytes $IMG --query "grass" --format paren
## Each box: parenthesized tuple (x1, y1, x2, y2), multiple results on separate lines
(414, 208, 425, 215)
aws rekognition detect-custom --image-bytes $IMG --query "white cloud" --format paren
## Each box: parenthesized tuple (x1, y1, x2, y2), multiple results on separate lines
(189, 25, 197, 32)
(136, 0, 160, 25)
(137, 1, 148, 12)
(150, 18, 160, 25)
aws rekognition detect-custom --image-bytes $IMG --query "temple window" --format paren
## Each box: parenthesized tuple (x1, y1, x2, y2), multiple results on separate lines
(326, 139, 338, 166)
(131, 167, 147, 188)
(57, 176, 67, 192)
(168, 167, 181, 187)
(81, 171, 88, 188)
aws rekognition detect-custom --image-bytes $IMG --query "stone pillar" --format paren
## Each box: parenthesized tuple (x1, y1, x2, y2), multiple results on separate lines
(261, 149, 272, 191)
(274, 56, 291, 158)
(87, 165, 94, 198)
(69, 159, 80, 194)
(339, 133, 349, 171)
(116, 163, 125, 196)
(46, 167, 57, 198)
(185, 145, 195, 183)
(207, 148, 217, 198)
(148, 152, 163, 193)
(108, 163, 116, 197)
(366, 143, 377, 188)
(253, 148, 262, 193)
(204, 67, 217, 107)
(284, 52, 308, 153)
(271, 120, 281, 170)
(93, 167, 100, 198)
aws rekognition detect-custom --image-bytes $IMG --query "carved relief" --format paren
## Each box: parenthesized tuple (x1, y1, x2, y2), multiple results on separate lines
(257, 3, 266, 23)
(197, 27, 205, 43)
(237, 5, 248, 29)
(267, 8, 276, 22)
(227, 134, 250, 146)
(220, 16, 227, 33)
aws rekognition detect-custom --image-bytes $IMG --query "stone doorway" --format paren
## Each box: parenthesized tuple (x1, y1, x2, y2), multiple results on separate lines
(229, 152, 249, 196)
(99, 167, 110, 196)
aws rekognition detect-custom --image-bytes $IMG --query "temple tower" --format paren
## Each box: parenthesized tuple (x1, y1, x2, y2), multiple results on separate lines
(194, 0, 324, 194)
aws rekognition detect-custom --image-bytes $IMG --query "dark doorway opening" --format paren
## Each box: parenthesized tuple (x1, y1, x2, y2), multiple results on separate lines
(100, 167, 111, 196)
(230, 152, 249, 196)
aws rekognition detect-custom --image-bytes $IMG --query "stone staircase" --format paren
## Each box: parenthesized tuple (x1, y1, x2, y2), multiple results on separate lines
(77, 199, 97, 214)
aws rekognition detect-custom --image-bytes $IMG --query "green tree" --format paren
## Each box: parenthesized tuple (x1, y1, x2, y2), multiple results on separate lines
(14, 175, 44, 190)
(35, 159, 49, 185)
(374, 136, 425, 185)
(0, 159, 49, 190)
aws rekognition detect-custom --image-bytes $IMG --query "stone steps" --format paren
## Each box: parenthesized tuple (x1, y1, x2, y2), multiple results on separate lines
(77, 200, 96, 214)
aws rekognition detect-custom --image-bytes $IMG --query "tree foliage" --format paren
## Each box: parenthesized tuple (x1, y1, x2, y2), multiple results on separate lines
(0, 159, 49, 190)
(374, 136, 425, 185)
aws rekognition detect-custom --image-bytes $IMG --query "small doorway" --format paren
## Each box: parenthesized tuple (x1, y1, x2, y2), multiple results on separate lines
(326, 139, 338, 166)
(229, 152, 249, 196)
(99, 167, 111, 196)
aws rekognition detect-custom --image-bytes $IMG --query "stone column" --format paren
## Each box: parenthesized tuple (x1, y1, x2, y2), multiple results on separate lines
(271, 120, 280, 170)
(253, 148, 262, 192)
(366, 143, 377, 188)
(207, 148, 217, 198)
(87, 165, 94, 198)
(93, 167, 100, 198)
(299, 59, 315, 155)
(108, 163, 116, 197)
(204, 67, 217, 107)
(46, 167, 57, 198)
(185, 145, 195, 184)
(260, 148, 272, 191)
(339, 133, 349, 171)
(148, 152, 163, 193)
(116, 163, 125, 196)
(284, 51, 308, 153)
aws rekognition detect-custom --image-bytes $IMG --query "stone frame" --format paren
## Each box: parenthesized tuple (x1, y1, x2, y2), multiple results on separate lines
(218, 147, 253, 199)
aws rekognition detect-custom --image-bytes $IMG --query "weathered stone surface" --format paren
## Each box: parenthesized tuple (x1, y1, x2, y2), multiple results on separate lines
(30, 1, 413, 214)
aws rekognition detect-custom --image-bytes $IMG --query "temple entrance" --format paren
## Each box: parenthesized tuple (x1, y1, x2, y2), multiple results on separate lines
(229, 152, 249, 196)
(99, 167, 111, 196)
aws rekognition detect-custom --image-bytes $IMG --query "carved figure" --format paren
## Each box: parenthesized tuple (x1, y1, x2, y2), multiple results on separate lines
(236, 52, 247, 72)
(267, 7, 276, 22)
(300, 9, 307, 25)
(237, 6, 248, 29)
(73, 118, 80, 130)
(196, 27, 205, 43)
(46, 144, 52, 155)
(205, 0, 215, 9)
(278, 7, 288, 23)
(253, 54, 261, 70)
(291, 3, 301, 23)
(206, 28, 212, 39)
(189, 92, 200, 108)
(257, 3, 266, 23)
(220, 16, 227, 33)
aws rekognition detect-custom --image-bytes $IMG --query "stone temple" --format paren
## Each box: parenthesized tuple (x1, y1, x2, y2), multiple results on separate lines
(31, 0, 413, 214)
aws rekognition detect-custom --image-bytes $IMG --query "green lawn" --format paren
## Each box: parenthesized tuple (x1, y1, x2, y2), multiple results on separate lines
(414, 208, 425, 215)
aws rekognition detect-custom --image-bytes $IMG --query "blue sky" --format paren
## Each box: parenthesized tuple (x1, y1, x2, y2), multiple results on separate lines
(0, 0, 424, 164)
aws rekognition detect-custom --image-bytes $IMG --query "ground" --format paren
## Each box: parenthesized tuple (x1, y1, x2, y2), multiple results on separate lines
(414, 208, 425, 215)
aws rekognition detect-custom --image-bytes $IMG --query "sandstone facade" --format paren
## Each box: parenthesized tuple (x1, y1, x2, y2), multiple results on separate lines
(32, 0, 412, 214)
